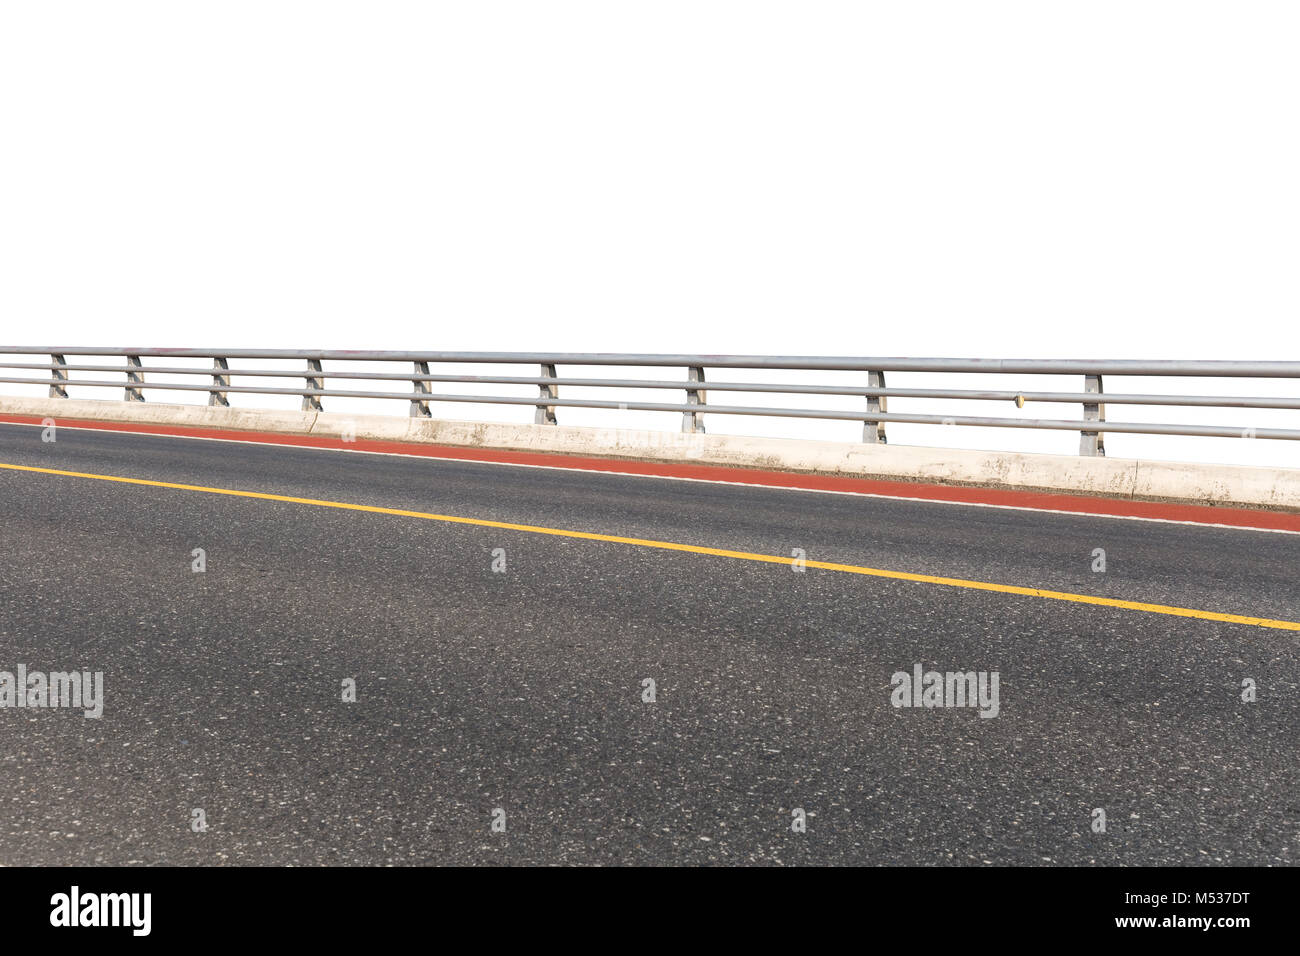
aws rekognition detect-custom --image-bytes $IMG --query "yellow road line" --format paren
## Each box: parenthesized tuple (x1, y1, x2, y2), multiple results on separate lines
(4, 459, 1299, 632)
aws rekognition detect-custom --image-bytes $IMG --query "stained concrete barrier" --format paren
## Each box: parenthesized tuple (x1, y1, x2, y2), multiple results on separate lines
(3, 395, 1298, 511)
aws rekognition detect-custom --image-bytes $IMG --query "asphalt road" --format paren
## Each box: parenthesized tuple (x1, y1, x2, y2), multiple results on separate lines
(0, 420, 1297, 865)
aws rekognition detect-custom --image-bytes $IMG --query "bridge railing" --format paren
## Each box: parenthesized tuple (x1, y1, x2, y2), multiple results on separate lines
(2, 348, 1299, 457)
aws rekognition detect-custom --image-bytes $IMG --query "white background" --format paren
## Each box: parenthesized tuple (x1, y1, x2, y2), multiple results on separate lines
(1, 1, 1296, 465)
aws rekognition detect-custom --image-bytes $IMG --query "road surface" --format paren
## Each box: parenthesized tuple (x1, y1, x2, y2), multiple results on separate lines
(0, 420, 1297, 865)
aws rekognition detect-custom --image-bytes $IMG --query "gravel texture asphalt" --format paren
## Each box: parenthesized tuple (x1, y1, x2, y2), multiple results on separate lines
(0, 421, 1297, 865)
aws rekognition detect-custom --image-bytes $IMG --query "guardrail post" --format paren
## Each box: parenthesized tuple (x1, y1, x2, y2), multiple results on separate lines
(534, 363, 558, 425)
(209, 357, 231, 407)
(125, 355, 146, 402)
(1080, 373, 1105, 456)
(49, 353, 69, 399)
(863, 370, 887, 443)
(410, 361, 432, 418)
(682, 366, 706, 433)
(303, 359, 324, 412)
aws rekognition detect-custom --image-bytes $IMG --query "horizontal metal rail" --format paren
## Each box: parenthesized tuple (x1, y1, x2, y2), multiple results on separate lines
(1, 365, 1298, 409)
(1, 347, 1299, 375)
(1, 348, 1297, 458)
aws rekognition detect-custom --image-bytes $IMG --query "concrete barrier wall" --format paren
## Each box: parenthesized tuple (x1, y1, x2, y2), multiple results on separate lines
(4, 395, 1298, 511)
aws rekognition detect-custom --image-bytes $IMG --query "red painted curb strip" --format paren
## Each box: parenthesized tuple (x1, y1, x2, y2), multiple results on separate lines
(3, 412, 1298, 532)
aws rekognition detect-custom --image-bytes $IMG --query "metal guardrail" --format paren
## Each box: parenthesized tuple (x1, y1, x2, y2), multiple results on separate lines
(1, 348, 1299, 457)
